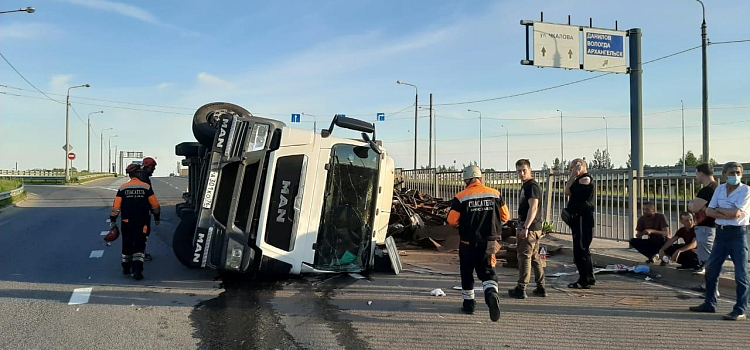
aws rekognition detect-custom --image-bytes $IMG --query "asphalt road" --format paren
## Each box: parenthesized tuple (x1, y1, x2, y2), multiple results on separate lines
(0, 177, 748, 349)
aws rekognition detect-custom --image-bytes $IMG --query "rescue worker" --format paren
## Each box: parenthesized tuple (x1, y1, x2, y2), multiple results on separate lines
(110, 164, 160, 280)
(140, 157, 157, 261)
(447, 165, 510, 322)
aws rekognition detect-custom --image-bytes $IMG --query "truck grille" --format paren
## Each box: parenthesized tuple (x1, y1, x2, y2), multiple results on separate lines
(230, 121, 249, 158)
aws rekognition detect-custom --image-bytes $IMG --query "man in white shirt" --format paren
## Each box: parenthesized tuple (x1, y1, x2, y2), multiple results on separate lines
(689, 162, 750, 321)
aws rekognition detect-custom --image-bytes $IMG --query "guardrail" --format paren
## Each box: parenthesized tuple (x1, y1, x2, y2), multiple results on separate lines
(397, 168, 744, 242)
(0, 170, 114, 183)
(0, 184, 25, 201)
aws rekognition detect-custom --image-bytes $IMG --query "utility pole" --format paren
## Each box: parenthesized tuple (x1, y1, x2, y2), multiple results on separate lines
(397, 81, 418, 169)
(696, 0, 710, 163)
(629, 28, 644, 177)
(100, 128, 112, 173)
(501, 124, 509, 172)
(682, 100, 686, 175)
(87, 110, 103, 173)
(64, 84, 89, 181)
(602, 117, 609, 167)
(557, 109, 564, 168)
(429, 94, 434, 168)
(468, 109, 482, 169)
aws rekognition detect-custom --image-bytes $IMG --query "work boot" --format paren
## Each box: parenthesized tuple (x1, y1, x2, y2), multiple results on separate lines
(532, 286, 547, 297)
(689, 303, 716, 313)
(121, 262, 131, 275)
(131, 261, 144, 281)
(508, 286, 527, 299)
(484, 289, 501, 322)
(462, 299, 476, 314)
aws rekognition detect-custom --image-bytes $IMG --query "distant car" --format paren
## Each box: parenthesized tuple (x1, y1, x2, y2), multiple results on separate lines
(169, 173, 176, 177)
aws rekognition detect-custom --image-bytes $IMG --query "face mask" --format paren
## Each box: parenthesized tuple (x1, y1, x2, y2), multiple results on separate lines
(727, 176, 742, 186)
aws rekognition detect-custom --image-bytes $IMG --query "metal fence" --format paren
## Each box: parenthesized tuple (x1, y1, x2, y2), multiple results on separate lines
(0, 170, 113, 183)
(0, 185, 25, 201)
(397, 169, 648, 240)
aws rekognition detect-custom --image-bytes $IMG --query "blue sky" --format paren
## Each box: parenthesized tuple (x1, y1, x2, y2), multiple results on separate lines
(1, 0, 750, 175)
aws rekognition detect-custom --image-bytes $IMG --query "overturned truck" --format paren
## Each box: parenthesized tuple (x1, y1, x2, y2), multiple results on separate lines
(174, 103, 395, 275)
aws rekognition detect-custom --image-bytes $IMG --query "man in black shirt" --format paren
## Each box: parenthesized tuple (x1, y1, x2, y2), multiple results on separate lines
(564, 158, 596, 288)
(689, 163, 718, 274)
(509, 159, 546, 299)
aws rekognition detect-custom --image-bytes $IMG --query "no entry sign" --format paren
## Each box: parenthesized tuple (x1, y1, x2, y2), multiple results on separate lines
(68, 152, 76, 160)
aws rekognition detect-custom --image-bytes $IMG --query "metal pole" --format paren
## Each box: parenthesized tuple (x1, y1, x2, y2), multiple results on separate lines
(100, 133, 103, 172)
(557, 110, 564, 167)
(468, 109, 482, 168)
(629, 28, 643, 177)
(429, 94, 433, 168)
(698, 0, 710, 163)
(65, 91, 71, 181)
(108, 139, 111, 173)
(682, 100, 686, 175)
(603, 117, 609, 156)
(501, 124, 509, 172)
(87, 116, 90, 173)
(414, 90, 418, 169)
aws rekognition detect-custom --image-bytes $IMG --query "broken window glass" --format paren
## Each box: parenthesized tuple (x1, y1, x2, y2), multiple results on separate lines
(314, 145, 379, 272)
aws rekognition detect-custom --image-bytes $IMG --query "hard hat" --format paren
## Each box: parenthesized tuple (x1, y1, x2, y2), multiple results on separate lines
(462, 165, 482, 180)
(126, 164, 141, 175)
(142, 157, 157, 167)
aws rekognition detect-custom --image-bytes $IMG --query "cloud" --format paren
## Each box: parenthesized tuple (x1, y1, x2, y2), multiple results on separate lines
(197, 72, 235, 90)
(49, 74, 74, 93)
(156, 83, 174, 90)
(0, 22, 61, 41)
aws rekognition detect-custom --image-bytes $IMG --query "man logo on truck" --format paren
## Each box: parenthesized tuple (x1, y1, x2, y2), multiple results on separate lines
(216, 118, 229, 148)
(277, 180, 291, 223)
(193, 232, 205, 263)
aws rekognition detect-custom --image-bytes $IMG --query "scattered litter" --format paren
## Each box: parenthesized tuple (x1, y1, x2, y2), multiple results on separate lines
(430, 288, 446, 297)
(367, 301, 372, 306)
(76, 308, 80, 312)
(349, 273, 366, 280)
(452, 286, 483, 291)
(655, 274, 662, 278)
(634, 265, 650, 274)
(548, 272, 577, 278)
(438, 315, 445, 318)
(645, 277, 653, 281)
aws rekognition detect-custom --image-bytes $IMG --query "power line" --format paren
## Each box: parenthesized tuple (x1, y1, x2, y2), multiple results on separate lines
(711, 39, 750, 45)
(0, 52, 63, 104)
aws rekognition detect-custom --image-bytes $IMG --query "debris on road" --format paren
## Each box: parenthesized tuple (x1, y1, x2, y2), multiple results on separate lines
(430, 288, 446, 297)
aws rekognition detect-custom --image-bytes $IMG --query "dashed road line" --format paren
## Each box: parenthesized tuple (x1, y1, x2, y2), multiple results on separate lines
(68, 288, 93, 305)
(89, 250, 104, 258)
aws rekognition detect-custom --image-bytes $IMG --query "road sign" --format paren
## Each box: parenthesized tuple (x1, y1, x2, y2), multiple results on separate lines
(61, 144, 73, 152)
(377, 113, 385, 122)
(68, 152, 76, 160)
(533, 22, 580, 70)
(583, 28, 627, 73)
(291, 114, 301, 123)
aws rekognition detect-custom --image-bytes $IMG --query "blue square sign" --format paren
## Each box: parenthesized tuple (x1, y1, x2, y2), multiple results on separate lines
(377, 113, 385, 121)
(291, 114, 301, 123)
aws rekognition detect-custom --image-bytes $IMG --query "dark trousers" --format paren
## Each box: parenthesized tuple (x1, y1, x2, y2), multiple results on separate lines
(121, 220, 148, 273)
(570, 214, 595, 286)
(664, 244, 700, 268)
(630, 235, 668, 260)
(459, 240, 498, 298)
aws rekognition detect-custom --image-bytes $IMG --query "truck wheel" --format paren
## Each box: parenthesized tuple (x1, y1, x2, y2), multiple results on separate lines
(175, 142, 201, 157)
(173, 209, 199, 268)
(192, 102, 250, 148)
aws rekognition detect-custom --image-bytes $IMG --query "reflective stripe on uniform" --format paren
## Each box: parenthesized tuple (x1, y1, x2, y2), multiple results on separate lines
(459, 192, 500, 203)
(132, 253, 145, 262)
(462, 289, 476, 300)
(483, 280, 498, 293)
(122, 254, 132, 262)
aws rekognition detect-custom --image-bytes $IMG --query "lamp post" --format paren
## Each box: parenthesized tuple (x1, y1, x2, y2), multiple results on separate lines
(101, 128, 112, 172)
(108, 135, 118, 174)
(301, 112, 317, 132)
(681, 100, 686, 175)
(695, 0, 710, 163)
(0, 7, 35, 14)
(65, 84, 90, 181)
(87, 110, 103, 172)
(397, 80, 418, 169)
(468, 109, 483, 169)
(500, 124, 509, 172)
(556, 109, 564, 168)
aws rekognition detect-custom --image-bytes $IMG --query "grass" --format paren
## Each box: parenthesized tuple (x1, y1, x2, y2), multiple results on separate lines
(0, 180, 22, 193)
(0, 189, 26, 209)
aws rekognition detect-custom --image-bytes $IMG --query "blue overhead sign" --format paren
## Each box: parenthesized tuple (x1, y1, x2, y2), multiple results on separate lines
(377, 113, 385, 121)
(582, 28, 627, 73)
(585, 32, 624, 58)
(291, 113, 301, 123)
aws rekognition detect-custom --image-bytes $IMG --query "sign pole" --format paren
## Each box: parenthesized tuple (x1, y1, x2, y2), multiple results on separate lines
(628, 28, 643, 238)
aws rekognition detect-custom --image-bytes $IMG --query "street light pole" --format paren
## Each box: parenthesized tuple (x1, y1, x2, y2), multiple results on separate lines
(556, 109, 564, 168)
(101, 128, 112, 172)
(696, 0, 710, 163)
(468, 109, 482, 169)
(0, 7, 35, 14)
(681, 100, 686, 175)
(65, 84, 90, 181)
(87, 110, 103, 172)
(397, 81, 418, 169)
(301, 113, 317, 133)
(108, 135, 118, 174)
(602, 116, 609, 156)
(501, 124, 509, 172)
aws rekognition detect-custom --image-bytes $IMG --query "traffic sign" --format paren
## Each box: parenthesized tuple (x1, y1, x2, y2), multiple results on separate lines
(583, 28, 627, 73)
(533, 22, 580, 70)
(68, 152, 76, 160)
(291, 114, 301, 123)
(377, 113, 385, 122)
(61, 144, 73, 152)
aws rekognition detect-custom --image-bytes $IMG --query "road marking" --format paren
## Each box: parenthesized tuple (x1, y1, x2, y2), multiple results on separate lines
(105, 219, 110, 223)
(68, 288, 93, 305)
(89, 250, 104, 258)
(100, 230, 109, 236)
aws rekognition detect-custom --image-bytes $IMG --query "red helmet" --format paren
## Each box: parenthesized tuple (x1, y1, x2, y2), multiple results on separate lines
(143, 157, 157, 168)
(126, 164, 141, 175)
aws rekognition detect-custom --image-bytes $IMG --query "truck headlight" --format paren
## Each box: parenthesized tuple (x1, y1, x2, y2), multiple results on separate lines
(247, 123, 270, 152)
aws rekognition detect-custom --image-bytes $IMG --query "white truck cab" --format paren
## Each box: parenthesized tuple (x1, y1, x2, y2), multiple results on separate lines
(173, 103, 394, 275)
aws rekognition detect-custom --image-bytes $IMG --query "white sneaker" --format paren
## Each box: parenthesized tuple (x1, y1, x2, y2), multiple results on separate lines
(693, 267, 706, 275)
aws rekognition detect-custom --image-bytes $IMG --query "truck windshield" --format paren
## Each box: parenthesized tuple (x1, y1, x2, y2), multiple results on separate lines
(314, 144, 380, 272)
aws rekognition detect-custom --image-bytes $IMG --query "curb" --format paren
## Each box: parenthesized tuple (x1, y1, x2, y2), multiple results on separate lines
(546, 242, 739, 298)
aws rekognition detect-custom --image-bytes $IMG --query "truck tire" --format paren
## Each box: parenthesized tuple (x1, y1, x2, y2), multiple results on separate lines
(192, 102, 250, 148)
(173, 209, 199, 268)
(175, 142, 201, 157)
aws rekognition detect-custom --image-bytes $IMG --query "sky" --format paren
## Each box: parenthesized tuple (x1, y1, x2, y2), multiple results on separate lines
(1, 0, 750, 176)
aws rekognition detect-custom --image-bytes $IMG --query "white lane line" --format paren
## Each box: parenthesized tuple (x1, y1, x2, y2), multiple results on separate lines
(68, 288, 93, 305)
(105, 219, 110, 223)
(100, 230, 109, 236)
(89, 250, 104, 258)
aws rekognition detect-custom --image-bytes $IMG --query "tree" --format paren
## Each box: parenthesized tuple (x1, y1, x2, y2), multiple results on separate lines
(541, 162, 550, 171)
(590, 149, 614, 170)
(552, 158, 562, 171)
(626, 153, 631, 169)
(676, 150, 700, 167)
